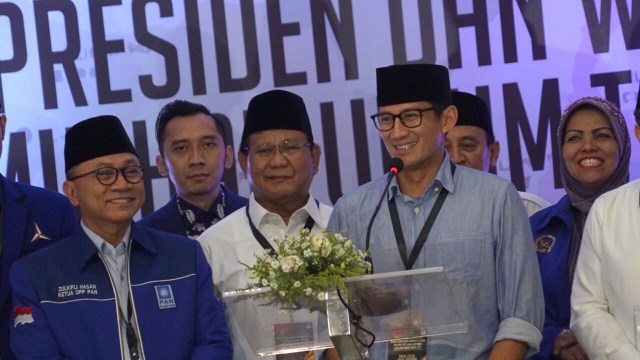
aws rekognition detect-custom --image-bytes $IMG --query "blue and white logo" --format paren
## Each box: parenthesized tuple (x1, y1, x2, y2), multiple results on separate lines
(155, 284, 176, 309)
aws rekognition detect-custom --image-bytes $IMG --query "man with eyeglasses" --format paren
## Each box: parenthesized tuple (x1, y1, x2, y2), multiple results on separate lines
(139, 100, 247, 239)
(197, 90, 334, 359)
(9, 115, 232, 359)
(445, 91, 550, 216)
(0, 105, 77, 360)
(328, 64, 543, 359)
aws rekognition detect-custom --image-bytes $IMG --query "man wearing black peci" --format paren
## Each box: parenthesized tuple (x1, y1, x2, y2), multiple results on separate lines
(328, 64, 544, 359)
(198, 90, 335, 360)
(10, 115, 232, 359)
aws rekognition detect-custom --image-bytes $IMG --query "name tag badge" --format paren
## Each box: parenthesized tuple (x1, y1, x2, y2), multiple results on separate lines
(387, 337, 427, 360)
(155, 284, 176, 309)
(273, 321, 313, 360)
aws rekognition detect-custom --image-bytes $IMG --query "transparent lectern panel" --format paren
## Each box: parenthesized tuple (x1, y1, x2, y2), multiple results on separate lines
(223, 267, 467, 357)
(342, 267, 468, 343)
(223, 287, 333, 357)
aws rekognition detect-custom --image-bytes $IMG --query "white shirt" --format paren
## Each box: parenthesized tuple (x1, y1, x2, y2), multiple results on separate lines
(198, 193, 333, 293)
(518, 191, 550, 216)
(197, 193, 333, 360)
(571, 179, 640, 359)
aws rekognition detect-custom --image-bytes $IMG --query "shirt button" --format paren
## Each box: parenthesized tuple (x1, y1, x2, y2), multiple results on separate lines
(414, 207, 420, 214)
(434, 187, 440, 192)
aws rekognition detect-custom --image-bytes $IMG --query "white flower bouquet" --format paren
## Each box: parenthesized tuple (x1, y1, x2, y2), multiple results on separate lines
(243, 228, 371, 310)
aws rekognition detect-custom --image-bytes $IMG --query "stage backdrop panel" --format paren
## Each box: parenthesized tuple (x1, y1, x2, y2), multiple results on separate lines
(0, 0, 638, 217)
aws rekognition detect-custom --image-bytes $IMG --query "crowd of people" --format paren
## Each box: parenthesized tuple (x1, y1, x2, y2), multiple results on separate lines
(0, 63, 638, 360)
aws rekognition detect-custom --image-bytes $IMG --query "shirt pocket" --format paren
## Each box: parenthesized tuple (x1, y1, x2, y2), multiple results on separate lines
(425, 232, 485, 282)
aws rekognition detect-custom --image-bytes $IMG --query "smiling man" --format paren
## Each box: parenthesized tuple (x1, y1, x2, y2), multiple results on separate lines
(328, 64, 543, 359)
(139, 100, 247, 239)
(10, 115, 232, 359)
(197, 90, 333, 360)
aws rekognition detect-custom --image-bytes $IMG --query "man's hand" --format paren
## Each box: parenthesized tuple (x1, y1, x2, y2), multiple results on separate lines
(552, 330, 589, 360)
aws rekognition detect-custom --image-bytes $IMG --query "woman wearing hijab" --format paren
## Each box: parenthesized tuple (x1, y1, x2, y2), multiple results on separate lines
(528, 97, 631, 360)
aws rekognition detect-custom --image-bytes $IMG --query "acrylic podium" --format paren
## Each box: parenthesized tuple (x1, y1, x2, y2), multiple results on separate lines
(223, 267, 467, 359)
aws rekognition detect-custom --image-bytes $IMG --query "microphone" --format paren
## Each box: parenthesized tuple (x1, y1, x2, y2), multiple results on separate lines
(364, 158, 404, 273)
(388, 157, 403, 175)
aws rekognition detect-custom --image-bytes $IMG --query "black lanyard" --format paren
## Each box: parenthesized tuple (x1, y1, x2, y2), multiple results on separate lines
(124, 297, 140, 360)
(106, 245, 139, 360)
(245, 201, 318, 252)
(388, 163, 455, 270)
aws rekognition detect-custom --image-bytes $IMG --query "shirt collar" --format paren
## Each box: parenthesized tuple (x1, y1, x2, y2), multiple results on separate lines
(177, 186, 227, 219)
(247, 192, 321, 226)
(82, 220, 131, 255)
(388, 153, 456, 200)
(532, 195, 572, 229)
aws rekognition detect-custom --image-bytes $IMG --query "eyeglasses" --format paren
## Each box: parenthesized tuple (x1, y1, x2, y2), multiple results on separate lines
(370, 107, 435, 131)
(67, 166, 144, 185)
(245, 140, 312, 158)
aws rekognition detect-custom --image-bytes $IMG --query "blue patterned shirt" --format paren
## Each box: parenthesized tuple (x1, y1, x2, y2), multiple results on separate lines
(328, 154, 543, 359)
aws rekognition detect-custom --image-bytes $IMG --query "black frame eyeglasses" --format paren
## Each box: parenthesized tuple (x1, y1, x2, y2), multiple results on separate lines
(67, 166, 144, 185)
(370, 107, 435, 131)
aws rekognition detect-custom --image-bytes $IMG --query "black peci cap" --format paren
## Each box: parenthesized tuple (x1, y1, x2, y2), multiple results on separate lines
(241, 90, 313, 146)
(64, 115, 138, 173)
(376, 64, 452, 108)
(452, 91, 494, 142)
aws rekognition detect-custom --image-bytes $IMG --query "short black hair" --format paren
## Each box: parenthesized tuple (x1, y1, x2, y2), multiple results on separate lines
(155, 100, 227, 155)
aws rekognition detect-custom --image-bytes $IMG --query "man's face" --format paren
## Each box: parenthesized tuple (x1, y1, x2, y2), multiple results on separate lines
(445, 125, 499, 172)
(239, 129, 320, 211)
(64, 152, 145, 232)
(378, 101, 456, 172)
(156, 113, 232, 205)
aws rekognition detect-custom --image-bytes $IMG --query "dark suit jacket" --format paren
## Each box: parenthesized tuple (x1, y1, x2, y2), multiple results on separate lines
(0, 175, 77, 360)
(138, 185, 247, 236)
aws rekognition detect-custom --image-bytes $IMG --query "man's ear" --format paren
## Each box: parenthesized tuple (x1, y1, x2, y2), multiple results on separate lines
(0, 114, 7, 141)
(310, 144, 321, 175)
(238, 151, 248, 178)
(156, 155, 168, 177)
(441, 105, 458, 133)
(224, 144, 234, 169)
(63, 180, 79, 207)
(488, 140, 500, 169)
(635, 124, 640, 143)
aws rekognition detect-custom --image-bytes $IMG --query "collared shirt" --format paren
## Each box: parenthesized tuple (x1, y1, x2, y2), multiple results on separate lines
(328, 153, 544, 359)
(198, 193, 332, 293)
(83, 221, 136, 360)
(177, 185, 229, 239)
(571, 179, 640, 359)
(197, 193, 333, 360)
(84, 221, 131, 314)
(519, 191, 550, 216)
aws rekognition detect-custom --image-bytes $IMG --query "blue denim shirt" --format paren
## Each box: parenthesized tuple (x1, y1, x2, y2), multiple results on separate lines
(328, 154, 543, 359)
